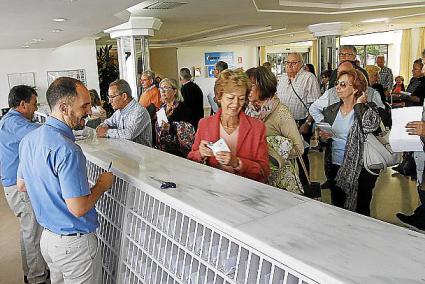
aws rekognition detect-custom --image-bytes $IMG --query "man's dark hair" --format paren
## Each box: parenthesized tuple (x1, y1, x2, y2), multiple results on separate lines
(109, 79, 132, 100)
(8, 85, 37, 108)
(46, 77, 83, 110)
(320, 70, 332, 79)
(215, 61, 228, 72)
(180, 68, 192, 80)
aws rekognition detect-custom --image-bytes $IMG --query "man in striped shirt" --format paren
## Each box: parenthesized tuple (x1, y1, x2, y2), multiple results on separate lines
(276, 52, 321, 185)
(376, 55, 393, 93)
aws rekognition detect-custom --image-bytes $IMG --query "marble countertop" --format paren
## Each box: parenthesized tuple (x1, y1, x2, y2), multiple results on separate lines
(78, 136, 425, 284)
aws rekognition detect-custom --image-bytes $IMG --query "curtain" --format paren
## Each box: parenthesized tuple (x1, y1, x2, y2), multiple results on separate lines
(400, 29, 412, 81)
(418, 27, 425, 60)
(310, 39, 319, 74)
(259, 46, 266, 66)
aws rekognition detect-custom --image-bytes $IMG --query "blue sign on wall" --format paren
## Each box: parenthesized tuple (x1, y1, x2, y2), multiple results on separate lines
(207, 66, 216, 78)
(204, 52, 234, 66)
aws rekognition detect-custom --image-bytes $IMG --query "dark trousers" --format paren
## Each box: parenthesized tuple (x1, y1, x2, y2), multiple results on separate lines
(295, 118, 314, 185)
(328, 163, 379, 216)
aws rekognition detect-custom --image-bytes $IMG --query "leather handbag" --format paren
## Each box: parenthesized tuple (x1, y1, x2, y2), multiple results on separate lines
(357, 105, 401, 175)
(363, 132, 400, 175)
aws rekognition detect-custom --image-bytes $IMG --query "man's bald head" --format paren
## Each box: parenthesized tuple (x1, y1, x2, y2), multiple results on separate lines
(337, 60, 355, 75)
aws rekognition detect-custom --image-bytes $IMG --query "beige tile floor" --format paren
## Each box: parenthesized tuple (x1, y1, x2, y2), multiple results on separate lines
(0, 152, 420, 283)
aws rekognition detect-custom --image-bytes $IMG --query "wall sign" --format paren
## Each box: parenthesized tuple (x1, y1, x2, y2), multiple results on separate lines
(204, 52, 234, 66)
(47, 69, 87, 86)
(8, 72, 35, 90)
(205, 52, 234, 78)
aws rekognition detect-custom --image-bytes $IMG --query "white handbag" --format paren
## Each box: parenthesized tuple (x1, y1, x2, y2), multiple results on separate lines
(363, 127, 401, 175)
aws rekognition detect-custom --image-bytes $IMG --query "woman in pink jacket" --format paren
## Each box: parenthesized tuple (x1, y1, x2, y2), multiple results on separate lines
(188, 69, 270, 183)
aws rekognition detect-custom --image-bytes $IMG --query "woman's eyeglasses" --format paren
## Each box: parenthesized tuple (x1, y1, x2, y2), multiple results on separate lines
(335, 80, 353, 88)
(159, 86, 175, 92)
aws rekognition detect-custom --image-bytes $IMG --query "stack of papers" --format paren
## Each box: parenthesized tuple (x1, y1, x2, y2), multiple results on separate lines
(389, 107, 423, 152)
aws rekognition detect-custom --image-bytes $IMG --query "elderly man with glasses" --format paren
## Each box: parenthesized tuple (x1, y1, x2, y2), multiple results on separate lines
(276, 52, 321, 186)
(328, 45, 369, 89)
(96, 79, 152, 146)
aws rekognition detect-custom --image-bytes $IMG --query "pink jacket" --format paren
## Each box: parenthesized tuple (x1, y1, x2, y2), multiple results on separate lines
(188, 109, 270, 183)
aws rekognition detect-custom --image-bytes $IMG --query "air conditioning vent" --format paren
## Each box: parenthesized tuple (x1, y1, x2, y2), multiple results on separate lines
(144, 1, 187, 10)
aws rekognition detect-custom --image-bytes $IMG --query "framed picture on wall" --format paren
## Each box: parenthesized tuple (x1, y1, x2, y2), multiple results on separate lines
(8, 72, 36, 90)
(47, 69, 87, 86)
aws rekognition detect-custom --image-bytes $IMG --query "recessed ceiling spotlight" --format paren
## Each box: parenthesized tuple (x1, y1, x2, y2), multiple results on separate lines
(51, 29, 64, 33)
(356, 24, 362, 27)
(22, 45, 30, 48)
(287, 34, 294, 37)
(361, 18, 388, 23)
(52, 18, 67, 22)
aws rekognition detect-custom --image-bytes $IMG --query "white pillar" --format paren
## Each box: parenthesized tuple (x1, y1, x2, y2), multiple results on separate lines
(308, 22, 351, 73)
(105, 17, 162, 98)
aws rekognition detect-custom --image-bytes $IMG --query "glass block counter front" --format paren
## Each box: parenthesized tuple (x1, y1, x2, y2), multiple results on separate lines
(79, 137, 425, 284)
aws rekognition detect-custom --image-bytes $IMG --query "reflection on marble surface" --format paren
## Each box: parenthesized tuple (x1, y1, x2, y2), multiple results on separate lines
(78, 136, 425, 284)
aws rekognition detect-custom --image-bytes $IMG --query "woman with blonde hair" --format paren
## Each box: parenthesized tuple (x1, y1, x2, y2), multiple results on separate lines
(188, 69, 270, 182)
(155, 78, 195, 157)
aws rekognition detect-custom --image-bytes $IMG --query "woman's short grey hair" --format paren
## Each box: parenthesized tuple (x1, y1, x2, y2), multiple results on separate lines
(142, 70, 156, 81)
(160, 78, 183, 101)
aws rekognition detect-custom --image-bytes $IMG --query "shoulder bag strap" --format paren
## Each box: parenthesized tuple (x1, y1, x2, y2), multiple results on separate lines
(289, 79, 309, 112)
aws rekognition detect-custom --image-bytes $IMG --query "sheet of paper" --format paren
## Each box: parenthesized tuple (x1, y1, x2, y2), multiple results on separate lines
(316, 122, 337, 137)
(207, 138, 230, 155)
(156, 108, 168, 126)
(389, 107, 423, 152)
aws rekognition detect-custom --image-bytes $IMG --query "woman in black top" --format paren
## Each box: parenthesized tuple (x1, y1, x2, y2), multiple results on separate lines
(155, 78, 195, 157)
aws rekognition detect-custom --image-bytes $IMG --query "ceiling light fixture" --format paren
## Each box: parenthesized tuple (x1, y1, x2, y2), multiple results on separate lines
(287, 34, 294, 37)
(361, 18, 388, 23)
(22, 45, 30, 48)
(52, 18, 67, 22)
(51, 29, 64, 33)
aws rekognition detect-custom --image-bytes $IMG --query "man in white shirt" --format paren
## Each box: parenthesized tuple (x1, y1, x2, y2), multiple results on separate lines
(276, 52, 321, 185)
(96, 79, 152, 146)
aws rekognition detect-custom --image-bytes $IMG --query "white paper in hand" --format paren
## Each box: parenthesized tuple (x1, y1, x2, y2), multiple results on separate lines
(389, 106, 423, 152)
(207, 138, 231, 155)
(156, 108, 168, 126)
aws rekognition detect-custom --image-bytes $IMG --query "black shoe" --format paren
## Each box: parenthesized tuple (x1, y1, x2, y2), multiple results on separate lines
(24, 275, 29, 284)
(396, 213, 425, 233)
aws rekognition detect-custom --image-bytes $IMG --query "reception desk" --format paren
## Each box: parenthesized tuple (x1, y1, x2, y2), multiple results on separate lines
(78, 136, 425, 284)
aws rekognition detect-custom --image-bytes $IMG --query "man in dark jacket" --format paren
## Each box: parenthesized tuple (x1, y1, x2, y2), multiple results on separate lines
(180, 68, 204, 129)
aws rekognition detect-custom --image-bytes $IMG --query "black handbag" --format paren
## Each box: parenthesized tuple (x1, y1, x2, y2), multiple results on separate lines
(297, 150, 321, 199)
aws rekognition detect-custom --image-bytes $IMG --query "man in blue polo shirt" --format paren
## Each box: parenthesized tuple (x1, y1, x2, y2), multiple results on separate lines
(0, 85, 48, 284)
(17, 77, 114, 283)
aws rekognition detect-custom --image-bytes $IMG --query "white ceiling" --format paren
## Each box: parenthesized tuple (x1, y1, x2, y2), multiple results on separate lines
(2, 0, 425, 49)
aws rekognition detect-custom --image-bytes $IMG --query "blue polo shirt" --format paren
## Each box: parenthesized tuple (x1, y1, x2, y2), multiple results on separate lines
(0, 109, 39, 187)
(18, 117, 98, 234)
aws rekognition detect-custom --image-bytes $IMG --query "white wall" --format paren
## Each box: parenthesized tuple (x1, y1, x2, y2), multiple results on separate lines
(341, 31, 403, 76)
(0, 38, 99, 109)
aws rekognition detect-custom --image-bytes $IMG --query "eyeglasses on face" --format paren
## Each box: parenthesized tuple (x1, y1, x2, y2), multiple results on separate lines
(335, 80, 353, 88)
(108, 93, 123, 100)
(339, 52, 354, 57)
(159, 86, 175, 92)
(284, 61, 300, 66)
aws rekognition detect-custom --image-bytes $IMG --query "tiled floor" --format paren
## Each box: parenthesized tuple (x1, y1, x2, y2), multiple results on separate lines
(0, 151, 421, 283)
